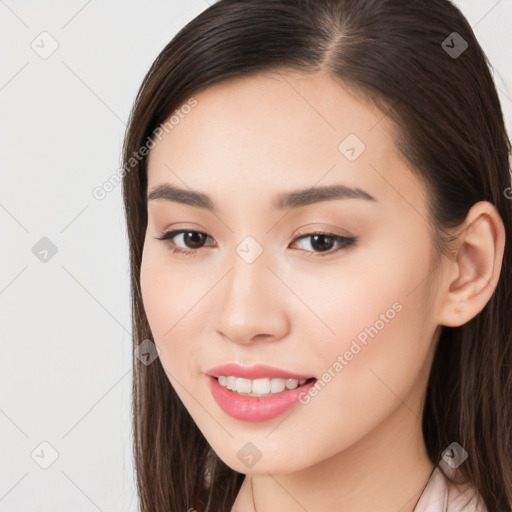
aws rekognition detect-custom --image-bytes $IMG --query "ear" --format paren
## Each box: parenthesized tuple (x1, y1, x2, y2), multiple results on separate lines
(437, 201, 506, 327)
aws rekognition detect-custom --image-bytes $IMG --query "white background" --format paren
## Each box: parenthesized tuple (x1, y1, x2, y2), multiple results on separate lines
(0, 1, 510, 510)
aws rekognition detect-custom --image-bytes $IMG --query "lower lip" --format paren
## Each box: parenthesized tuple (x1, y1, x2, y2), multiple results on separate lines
(207, 375, 317, 422)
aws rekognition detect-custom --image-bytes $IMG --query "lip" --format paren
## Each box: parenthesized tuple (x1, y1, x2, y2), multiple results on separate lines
(205, 363, 315, 380)
(207, 375, 317, 422)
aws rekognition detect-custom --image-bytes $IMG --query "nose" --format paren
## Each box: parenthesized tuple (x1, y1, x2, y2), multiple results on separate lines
(214, 247, 290, 345)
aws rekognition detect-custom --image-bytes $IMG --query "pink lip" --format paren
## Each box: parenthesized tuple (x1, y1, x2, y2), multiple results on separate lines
(207, 375, 317, 422)
(205, 363, 314, 380)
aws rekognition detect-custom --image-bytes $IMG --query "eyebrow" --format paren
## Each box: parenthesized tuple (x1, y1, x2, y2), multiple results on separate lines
(147, 183, 377, 211)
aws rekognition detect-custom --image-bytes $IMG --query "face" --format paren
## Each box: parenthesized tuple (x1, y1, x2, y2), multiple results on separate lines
(140, 70, 443, 475)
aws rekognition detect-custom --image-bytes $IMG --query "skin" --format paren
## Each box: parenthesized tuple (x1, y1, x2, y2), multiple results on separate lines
(140, 70, 505, 512)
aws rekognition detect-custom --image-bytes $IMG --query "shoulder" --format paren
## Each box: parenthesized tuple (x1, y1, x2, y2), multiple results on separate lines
(413, 466, 487, 512)
(447, 474, 487, 512)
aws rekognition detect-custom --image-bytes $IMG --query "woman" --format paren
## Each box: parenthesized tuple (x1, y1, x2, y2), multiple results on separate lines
(121, 0, 512, 510)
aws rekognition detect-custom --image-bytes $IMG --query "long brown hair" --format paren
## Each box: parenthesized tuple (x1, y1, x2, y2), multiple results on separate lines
(121, 1, 512, 510)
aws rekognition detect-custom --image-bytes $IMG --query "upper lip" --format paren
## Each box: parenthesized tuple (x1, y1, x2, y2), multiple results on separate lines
(206, 363, 315, 380)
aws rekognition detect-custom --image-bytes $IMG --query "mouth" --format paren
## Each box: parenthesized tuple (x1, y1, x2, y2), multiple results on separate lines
(214, 375, 317, 397)
(206, 373, 318, 422)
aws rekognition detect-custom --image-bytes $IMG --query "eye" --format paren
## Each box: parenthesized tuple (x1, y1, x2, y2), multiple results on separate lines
(154, 229, 214, 256)
(290, 232, 356, 256)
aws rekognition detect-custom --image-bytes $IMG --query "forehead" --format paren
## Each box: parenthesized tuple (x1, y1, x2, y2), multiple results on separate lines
(146, 70, 427, 216)
(148, 70, 389, 166)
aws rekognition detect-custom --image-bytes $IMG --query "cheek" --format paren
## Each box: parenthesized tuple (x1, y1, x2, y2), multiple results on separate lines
(289, 240, 433, 351)
(139, 244, 202, 360)
(140, 244, 171, 340)
(328, 222, 434, 345)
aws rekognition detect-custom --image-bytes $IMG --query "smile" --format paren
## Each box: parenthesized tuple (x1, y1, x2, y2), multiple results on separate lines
(207, 375, 317, 422)
(217, 375, 311, 396)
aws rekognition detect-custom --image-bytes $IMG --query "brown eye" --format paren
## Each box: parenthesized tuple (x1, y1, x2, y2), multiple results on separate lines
(154, 229, 213, 254)
(291, 232, 356, 256)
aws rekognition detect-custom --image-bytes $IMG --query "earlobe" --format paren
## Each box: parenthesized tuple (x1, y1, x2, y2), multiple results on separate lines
(437, 201, 505, 328)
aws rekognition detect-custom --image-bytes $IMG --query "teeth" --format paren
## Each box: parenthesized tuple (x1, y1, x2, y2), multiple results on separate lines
(226, 376, 237, 390)
(270, 378, 286, 393)
(217, 376, 309, 396)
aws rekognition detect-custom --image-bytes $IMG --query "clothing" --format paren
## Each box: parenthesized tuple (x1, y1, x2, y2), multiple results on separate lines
(413, 466, 487, 512)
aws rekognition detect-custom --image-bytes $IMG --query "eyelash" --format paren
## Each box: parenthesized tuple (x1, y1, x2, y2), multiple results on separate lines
(154, 229, 356, 257)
